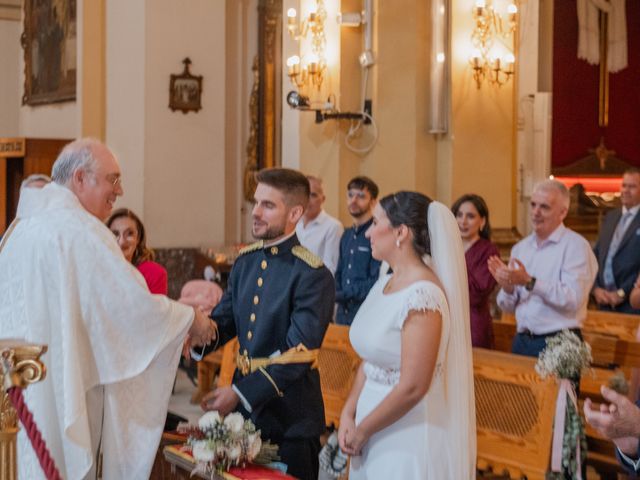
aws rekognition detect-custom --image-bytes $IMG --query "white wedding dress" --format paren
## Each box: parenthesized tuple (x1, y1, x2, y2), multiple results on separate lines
(348, 274, 453, 479)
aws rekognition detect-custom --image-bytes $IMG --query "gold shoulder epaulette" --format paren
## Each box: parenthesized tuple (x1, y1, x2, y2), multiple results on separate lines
(292, 245, 323, 268)
(239, 240, 264, 256)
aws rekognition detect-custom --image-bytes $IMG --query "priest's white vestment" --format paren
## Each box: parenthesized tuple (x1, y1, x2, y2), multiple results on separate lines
(0, 183, 194, 479)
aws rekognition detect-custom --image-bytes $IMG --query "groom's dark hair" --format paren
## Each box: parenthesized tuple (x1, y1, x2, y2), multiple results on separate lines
(255, 168, 310, 209)
(380, 191, 433, 257)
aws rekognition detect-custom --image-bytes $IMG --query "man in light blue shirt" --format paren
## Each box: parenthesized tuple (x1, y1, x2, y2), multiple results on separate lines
(488, 179, 598, 358)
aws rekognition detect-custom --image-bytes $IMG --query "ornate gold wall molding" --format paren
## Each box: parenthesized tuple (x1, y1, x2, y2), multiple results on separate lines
(244, 0, 282, 202)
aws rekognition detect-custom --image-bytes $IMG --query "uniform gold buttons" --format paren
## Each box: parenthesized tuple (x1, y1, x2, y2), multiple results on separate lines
(261, 260, 267, 270)
(270, 246, 278, 255)
(247, 331, 253, 340)
(243, 348, 248, 356)
(253, 295, 259, 305)
(257, 277, 263, 287)
(250, 313, 256, 322)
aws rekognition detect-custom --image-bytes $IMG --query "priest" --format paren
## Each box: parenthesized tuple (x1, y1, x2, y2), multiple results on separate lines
(0, 138, 215, 480)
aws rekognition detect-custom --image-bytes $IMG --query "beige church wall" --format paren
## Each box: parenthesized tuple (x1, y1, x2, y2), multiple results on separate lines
(106, 0, 226, 248)
(282, 0, 343, 221)
(224, 0, 258, 245)
(283, 0, 437, 226)
(279, 0, 516, 228)
(106, 0, 146, 216)
(142, 0, 227, 248)
(0, 19, 20, 137)
(441, 0, 515, 228)
(350, 0, 436, 205)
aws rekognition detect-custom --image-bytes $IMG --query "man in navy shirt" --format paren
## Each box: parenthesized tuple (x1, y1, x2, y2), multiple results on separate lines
(335, 176, 382, 325)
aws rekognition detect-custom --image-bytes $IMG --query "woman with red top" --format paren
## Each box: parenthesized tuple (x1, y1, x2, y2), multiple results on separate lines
(106, 208, 168, 295)
(452, 194, 499, 348)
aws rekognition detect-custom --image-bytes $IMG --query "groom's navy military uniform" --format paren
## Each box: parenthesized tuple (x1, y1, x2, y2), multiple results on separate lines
(209, 233, 335, 480)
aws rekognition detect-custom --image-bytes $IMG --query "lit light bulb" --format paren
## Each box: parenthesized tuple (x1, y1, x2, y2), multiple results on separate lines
(287, 8, 297, 18)
(307, 53, 320, 65)
(504, 53, 515, 64)
(436, 52, 446, 63)
(439, 5, 445, 15)
(287, 55, 301, 67)
(507, 4, 518, 14)
(475, 0, 486, 8)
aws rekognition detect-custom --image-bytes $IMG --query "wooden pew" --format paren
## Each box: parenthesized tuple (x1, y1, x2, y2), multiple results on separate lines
(491, 320, 638, 478)
(493, 319, 640, 371)
(500, 309, 640, 342)
(474, 348, 558, 480)
(583, 309, 640, 342)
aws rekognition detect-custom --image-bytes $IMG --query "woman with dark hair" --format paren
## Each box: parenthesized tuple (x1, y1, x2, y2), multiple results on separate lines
(338, 191, 475, 479)
(452, 194, 499, 348)
(106, 208, 168, 295)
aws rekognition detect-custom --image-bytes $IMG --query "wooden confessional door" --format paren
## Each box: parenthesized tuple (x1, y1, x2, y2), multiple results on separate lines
(0, 137, 71, 232)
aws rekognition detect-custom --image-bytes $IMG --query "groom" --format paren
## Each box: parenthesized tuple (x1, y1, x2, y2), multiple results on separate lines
(199, 168, 335, 480)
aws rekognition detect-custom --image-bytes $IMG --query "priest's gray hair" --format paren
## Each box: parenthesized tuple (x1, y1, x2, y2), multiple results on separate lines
(533, 179, 570, 209)
(51, 138, 101, 185)
(21, 173, 52, 190)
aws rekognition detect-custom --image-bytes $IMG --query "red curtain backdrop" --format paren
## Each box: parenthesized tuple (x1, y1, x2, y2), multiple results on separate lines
(552, 0, 640, 168)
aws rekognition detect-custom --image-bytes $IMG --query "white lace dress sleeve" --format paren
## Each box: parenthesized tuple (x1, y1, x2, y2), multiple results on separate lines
(395, 281, 447, 330)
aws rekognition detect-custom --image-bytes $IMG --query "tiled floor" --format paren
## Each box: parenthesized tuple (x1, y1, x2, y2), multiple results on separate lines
(168, 368, 204, 425)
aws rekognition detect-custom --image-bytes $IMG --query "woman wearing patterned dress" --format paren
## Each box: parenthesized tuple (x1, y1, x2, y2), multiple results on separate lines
(338, 192, 476, 479)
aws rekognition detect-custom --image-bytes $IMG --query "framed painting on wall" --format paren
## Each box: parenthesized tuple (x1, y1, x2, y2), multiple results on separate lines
(21, 0, 77, 106)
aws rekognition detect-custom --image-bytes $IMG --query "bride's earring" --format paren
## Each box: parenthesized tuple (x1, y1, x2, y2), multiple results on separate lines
(395, 239, 400, 248)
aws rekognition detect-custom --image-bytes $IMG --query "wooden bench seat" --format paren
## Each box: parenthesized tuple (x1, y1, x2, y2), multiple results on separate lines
(474, 348, 558, 480)
(492, 320, 637, 479)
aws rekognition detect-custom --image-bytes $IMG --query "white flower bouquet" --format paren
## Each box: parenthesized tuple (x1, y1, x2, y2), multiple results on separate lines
(177, 411, 278, 477)
(535, 329, 592, 380)
(534, 330, 592, 480)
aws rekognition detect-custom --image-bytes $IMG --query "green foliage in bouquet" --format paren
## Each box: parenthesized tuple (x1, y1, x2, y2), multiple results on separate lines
(535, 330, 591, 480)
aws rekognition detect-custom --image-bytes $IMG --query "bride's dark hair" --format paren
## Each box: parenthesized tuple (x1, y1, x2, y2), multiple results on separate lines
(379, 191, 433, 257)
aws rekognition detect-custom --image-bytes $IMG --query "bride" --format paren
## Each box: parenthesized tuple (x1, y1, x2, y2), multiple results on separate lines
(338, 192, 476, 479)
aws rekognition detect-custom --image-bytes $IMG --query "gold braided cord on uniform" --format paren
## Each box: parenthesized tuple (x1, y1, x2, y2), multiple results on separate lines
(291, 245, 323, 268)
(239, 240, 264, 256)
(236, 343, 320, 377)
(257, 366, 284, 397)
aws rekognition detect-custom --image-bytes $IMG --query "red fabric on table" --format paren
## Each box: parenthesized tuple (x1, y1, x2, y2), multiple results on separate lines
(228, 465, 296, 479)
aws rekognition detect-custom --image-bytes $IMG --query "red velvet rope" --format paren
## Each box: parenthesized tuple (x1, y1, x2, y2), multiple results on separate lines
(8, 387, 62, 480)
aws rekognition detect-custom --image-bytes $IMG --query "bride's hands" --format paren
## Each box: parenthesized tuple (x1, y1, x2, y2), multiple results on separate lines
(341, 425, 368, 456)
(339, 409, 368, 456)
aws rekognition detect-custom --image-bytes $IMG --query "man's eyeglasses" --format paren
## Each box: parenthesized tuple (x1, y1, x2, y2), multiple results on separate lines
(105, 174, 122, 187)
(348, 190, 368, 200)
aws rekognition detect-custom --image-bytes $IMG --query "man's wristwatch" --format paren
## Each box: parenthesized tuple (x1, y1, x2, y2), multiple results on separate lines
(616, 288, 626, 300)
(525, 276, 537, 292)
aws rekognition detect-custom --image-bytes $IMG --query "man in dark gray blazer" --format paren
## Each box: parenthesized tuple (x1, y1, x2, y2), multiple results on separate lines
(593, 168, 640, 314)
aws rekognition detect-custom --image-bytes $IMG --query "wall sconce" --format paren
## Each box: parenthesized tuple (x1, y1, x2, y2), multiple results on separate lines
(468, 0, 518, 88)
(286, 1, 327, 91)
